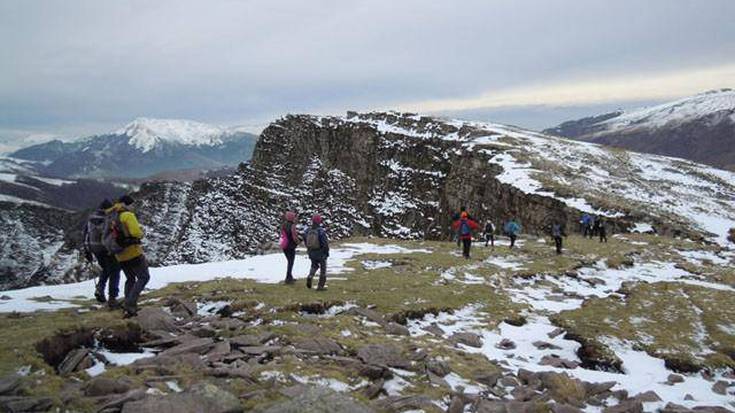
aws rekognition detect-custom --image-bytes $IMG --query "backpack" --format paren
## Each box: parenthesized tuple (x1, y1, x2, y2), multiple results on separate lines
(460, 220, 471, 236)
(306, 229, 321, 250)
(102, 210, 126, 255)
(85, 213, 107, 254)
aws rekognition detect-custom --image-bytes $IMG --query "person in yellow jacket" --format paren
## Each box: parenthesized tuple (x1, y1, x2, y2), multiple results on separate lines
(108, 195, 150, 318)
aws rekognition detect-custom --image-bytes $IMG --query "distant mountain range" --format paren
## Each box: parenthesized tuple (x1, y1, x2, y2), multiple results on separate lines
(10, 118, 258, 179)
(544, 89, 735, 171)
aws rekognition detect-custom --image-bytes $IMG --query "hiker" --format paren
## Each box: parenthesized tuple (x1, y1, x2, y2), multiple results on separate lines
(504, 218, 521, 249)
(452, 212, 479, 259)
(581, 213, 591, 237)
(279, 211, 300, 284)
(483, 220, 496, 248)
(83, 199, 121, 308)
(106, 195, 150, 318)
(588, 215, 596, 239)
(597, 217, 608, 243)
(453, 206, 470, 247)
(552, 222, 566, 255)
(303, 214, 329, 291)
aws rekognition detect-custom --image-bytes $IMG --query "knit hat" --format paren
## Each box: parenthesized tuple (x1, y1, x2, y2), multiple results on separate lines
(99, 199, 113, 210)
(119, 194, 135, 205)
(312, 214, 322, 224)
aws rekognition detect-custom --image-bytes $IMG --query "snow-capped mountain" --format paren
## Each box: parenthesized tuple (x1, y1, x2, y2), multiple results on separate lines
(4, 111, 735, 290)
(10, 118, 258, 179)
(545, 89, 735, 170)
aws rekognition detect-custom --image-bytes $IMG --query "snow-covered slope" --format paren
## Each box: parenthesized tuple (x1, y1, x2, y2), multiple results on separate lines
(117, 118, 228, 153)
(10, 118, 258, 179)
(545, 89, 735, 170)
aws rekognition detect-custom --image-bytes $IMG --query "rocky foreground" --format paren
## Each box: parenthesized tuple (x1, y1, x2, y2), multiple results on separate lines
(0, 235, 733, 412)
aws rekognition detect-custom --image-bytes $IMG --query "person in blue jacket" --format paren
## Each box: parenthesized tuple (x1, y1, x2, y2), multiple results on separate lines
(504, 218, 522, 249)
(303, 214, 330, 291)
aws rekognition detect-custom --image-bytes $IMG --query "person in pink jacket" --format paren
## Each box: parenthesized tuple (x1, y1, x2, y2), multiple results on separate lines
(280, 211, 301, 284)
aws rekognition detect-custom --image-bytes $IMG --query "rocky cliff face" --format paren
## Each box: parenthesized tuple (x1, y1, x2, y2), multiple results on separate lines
(3, 111, 735, 289)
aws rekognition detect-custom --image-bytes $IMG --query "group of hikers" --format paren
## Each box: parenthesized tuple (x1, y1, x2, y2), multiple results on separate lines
(83, 195, 150, 318)
(84, 198, 611, 314)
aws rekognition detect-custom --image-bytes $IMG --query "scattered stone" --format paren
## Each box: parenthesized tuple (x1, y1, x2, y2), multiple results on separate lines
(135, 307, 179, 333)
(667, 373, 685, 384)
(684, 394, 695, 401)
(159, 337, 214, 357)
(426, 359, 451, 377)
(583, 381, 616, 396)
(261, 385, 374, 413)
(712, 380, 729, 395)
(447, 395, 466, 413)
(84, 376, 132, 397)
(511, 386, 539, 402)
(346, 307, 386, 326)
(498, 376, 521, 388)
(548, 328, 565, 339)
(539, 372, 586, 406)
(0, 396, 54, 412)
(422, 324, 445, 337)
(359, 379, 384, 399)
(474, 371, 501, 387)
(603, 399, 643, 413)
(58, 348, 92, 375)
(205, 366, 255, 381)
(664, 356, 702, 374)
(539, 355, 580, 369)
(121, 383, 241, 413)
(450, 332, 483, 348)
(169, 299, 197, 317)
(375, 395, 434, 412)
(475, 400, 545, 413)
(356, 344, 410, 368)
(565, 334, 623, 373)
(532, 340, 561, 350)
(211, 318, 246, 331)
(190, 326, 217, 338)
(495, 339, 516, 350)
(660, 403, 694, 413)
(239, 345, 282, 356)
(230, 333, 275, 348)
(503, 315, 527, 327)
(357, 364, 392, 380)
(0, 295, 11, 300)
(552, 404, 584, 413)
(633, 390, 662, 402)
(293, 337, 342, 355)
(0, 375, 23, 396)
(384, 322, 410, 336)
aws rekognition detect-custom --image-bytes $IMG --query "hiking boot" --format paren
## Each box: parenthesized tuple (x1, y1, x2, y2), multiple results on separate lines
(306, 276, 313, 289)
(94, 291, 106, 303)
(316, 286, 328, 291)
(121, 302, 138, 318)
(107, 298, 119, 309)
(284, 277, 295, 285)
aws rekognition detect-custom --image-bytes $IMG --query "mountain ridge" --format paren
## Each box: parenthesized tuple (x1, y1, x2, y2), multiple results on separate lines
(545, 89, 735, 170)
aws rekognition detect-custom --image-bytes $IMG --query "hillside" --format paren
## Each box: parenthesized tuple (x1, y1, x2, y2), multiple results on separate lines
(3, 111, 735, 291)
(10, 118, 258, 179)
(545, 89, 735, 171)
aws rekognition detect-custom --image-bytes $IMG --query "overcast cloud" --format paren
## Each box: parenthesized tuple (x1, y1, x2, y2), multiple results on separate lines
(1, 0, 734, 149)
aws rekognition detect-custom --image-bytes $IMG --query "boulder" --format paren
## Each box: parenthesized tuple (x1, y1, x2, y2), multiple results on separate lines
(422, 324, 445, 337)
(539, 355, 580, 369)
(496, 339, 516, 350)
(357, 344, 410, 368)
(230, 333, 275, 348)
(259, 385, 374, 413)
(538, 372, 587, 406)
(532, 341, 562, 350)
(359, 379, 384, 399)
(384, 322, 410, 336)
(667, 374, 685, 384)
(659, 403, 694, 413)
(633, 390, 662, 402)
(375, 395, 434, 412)
(602, 399, 643, 413)
(475, 400, 546, 413)
(0, 396, 54, 412)
(293, 337, 342, 355)
(450, 332, 483, 348)
(425, 359, 451, 377)
(135, 308, 179, 334)
(159, 338, 214, 357)
(474, 371, 502, 387)
(121, 383, 242, 413)
(0, 375, 23, 396)
(84, 376, 133, 396)
(346, 307, 386, 326)
(551, 404, 584, 413)
(58, 348, 92, 375)
(711, 380, 729, 395)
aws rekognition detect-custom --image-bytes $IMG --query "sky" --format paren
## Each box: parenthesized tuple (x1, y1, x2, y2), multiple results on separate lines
(1, 0, 734, 152)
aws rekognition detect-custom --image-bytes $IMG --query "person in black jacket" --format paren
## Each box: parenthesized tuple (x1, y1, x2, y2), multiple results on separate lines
(552, 222, 567, 255)
(83, 199, 121, 308)
(483, 220, 496, 248)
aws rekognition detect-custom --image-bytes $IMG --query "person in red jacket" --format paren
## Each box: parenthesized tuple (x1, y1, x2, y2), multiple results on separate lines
(452, 212, 480, 259)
